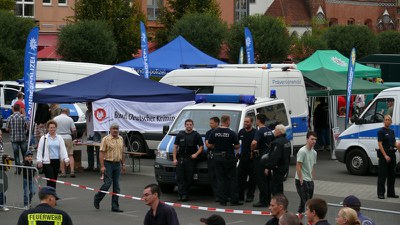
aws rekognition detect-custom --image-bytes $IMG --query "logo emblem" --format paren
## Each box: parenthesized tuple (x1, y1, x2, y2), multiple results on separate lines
(29, 38, 37, 51)
(331, 56, 347, 67)
(94, 108, 107, 122)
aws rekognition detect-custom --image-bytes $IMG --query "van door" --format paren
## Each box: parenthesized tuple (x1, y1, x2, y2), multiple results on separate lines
(1, 87, 20, 121)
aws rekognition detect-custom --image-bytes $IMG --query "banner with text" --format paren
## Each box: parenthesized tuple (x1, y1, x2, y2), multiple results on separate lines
(92, 98, 194, 131)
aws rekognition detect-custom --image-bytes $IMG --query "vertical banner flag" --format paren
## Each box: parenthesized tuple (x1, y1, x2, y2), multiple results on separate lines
(140, 21, 150, 79)
(23, 27, 39, 121)
(244, 27, 254, 64)
(238, 46, 244, 64)
(345, 48, 356, 129)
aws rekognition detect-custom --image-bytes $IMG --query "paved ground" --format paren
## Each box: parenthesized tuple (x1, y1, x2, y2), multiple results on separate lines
(1, 135, 399, 225)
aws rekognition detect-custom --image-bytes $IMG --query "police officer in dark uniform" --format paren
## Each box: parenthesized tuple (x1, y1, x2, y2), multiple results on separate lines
(237, 116, 256, 202)
(208, 115, 243, 206)
(264, 124, 290, 196)
(251, 114, 274, 207)
(377, 115, 399, 199)
(17, 186, 73, 225)
(173, 119, 204, 201)
(205, 116, 220, 202)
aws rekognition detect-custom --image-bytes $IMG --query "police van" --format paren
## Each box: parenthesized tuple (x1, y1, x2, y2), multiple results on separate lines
(335, 87, 400, 175)
(0, 80, 86, 137)
(159, 64, 308, 150)
(155, 94, 292, 192)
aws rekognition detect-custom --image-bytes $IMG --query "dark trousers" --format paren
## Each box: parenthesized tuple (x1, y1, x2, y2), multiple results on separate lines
(12, 141, 27, 165)
(295, 179, 314, 213)
(271, 169, 285, 196)
(43, 159, 60, 189)
(215, 155, 239, 203)
(377, 151, 396, 196)
(237, 156, 255, 200)
(207, 158, 218, 199)
(315, 128, 330, 147)
(94, 161, 121, 210)
(176, 157, 196, 196)
(254, 157, 271, 205)
(87, 145, 100, 169)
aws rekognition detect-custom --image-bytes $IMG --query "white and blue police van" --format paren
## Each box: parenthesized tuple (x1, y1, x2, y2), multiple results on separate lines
(155, 94, 293, 193)
(335, 87, 400, 175)
(0, 80, 86, 137)
(160, 64, 308, 150)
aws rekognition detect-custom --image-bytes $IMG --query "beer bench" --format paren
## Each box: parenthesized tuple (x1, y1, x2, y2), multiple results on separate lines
(123, 151, 147, 172)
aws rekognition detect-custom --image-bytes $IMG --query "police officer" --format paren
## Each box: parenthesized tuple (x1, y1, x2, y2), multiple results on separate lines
(377, 115, 399, 199)
(17, 186, 73, 225)
(237, 116, 256, 202)
(173, 119, 204, 201)
(251, 114, 274, 207)
(205, 116, 220, 202)
(208, 115, 243, 206)
(264, 124, 290, 196)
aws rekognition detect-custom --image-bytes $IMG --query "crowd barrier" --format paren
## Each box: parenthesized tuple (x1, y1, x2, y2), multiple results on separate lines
(0, 163, 41, 210)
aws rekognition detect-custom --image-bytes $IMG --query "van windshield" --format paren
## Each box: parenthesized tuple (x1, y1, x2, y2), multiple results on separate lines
(169, 110, 242, 135)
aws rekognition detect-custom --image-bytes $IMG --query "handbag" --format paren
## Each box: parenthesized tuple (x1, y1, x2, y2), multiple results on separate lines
(37, 137, 46, 174)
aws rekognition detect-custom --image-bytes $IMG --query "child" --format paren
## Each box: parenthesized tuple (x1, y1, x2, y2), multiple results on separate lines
(22, 151, 36, 209)
(0, 130, 10, 211)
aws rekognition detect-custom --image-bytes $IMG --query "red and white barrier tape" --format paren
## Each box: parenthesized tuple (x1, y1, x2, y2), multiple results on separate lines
(39, 176, 272, 216)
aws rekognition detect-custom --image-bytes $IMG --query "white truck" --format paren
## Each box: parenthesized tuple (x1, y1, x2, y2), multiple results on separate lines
(160, 64, 308, 150)
(155, 94, 293, 192)
(335, 87, 400, 175)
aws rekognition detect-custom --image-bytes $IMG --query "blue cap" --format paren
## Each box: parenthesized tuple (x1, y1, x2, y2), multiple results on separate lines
(39, 186, 60, 200)
(342, 195, 361, 207)
(25, 151, 33, 157)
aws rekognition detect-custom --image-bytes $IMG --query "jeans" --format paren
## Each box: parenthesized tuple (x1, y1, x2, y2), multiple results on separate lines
(0, 192, 5, 206)
(295, 179, 314, 213)
(12, 141, 27, 165)
(176, 157, 196, 196)
(23, 179, 35, 206)
(94, 161, 121, 210)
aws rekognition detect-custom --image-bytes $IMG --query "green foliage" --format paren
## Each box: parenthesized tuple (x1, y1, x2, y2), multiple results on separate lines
(226, 15, 290, 63)
(377, 31, 400, 54)
(155, 0, 221, 47)
(57, 20, 117, 64)
(290, 32, 328, 62)
(0, 0, 14, 10)
(169, 13, 227, 58)
(0, 10, 35, 80)
(74, 0, 145, 62)
(322, 25, 378, 59)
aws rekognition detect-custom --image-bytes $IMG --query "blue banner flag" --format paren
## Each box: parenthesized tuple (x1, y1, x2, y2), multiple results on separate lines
(23, 27, 39, 121)
(140, 21, 150, 79)
(238, 46, 244, 64)
(345, 48, 356, 128)
(244, 27, 255, 64)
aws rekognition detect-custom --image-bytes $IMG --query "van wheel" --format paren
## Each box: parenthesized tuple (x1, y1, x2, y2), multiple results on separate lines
(127, 134, 145, 153)
(346, 149, 369, 175)
(159, 183, 175, 193)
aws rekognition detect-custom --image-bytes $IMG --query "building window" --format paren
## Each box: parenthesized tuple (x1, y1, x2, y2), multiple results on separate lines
(58, 0, 67, 6)
(235, 0, 248, 22)
(364, 19, 372, 29)
(347, 18, 355, 25)
(147, 0, 162, 21)
(329, 18, 338, 27)
(43, 0, 51, 5)
(15, 0, 34, 17)
(315, 12, 325, 24)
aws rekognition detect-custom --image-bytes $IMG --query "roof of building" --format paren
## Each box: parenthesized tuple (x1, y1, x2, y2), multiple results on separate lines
(265, 0, 311, 26)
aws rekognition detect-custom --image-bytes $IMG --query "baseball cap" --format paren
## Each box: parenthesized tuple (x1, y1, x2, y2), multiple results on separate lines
(200, 215, 226, 225)
(342, 195, 361, 207)
(25, 151, 33, 157)
(39, 186, 60, 200)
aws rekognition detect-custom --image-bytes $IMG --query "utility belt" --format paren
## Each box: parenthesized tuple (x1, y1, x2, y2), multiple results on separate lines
(253, 149, 267, 158)
(213, 151, 234, 158)
(207, 150, 214, 160)
(177, 154, 192, 159)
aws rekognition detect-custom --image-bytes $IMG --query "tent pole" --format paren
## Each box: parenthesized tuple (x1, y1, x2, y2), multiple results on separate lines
(27, 103, 37, 150)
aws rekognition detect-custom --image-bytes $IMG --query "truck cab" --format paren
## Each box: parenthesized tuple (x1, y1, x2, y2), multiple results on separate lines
(335, 87, 400, 175)
(155, 94, 292, 193)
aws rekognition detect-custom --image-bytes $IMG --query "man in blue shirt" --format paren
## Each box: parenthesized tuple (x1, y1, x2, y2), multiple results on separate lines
(342, 195, 376, 225)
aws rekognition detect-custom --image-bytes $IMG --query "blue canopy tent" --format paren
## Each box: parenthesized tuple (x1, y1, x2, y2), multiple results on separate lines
(33, 67, 195, 103)
(117, 36, 226, 77)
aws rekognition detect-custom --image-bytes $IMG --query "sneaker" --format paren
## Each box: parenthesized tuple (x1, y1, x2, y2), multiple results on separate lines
(24, 205, 29, 210)
(0, 206, 10, 211)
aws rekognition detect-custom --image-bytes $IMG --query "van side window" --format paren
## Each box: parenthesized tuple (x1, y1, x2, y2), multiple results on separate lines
(256, 103, 289, 130)
(362, 98, 394, 124)
(245, 110, 256, 128)
(4, 89, 19, 105)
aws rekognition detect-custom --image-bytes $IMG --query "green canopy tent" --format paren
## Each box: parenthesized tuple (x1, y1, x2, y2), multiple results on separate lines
(298, 50, 381, 78)
(303, 68, 388, 96)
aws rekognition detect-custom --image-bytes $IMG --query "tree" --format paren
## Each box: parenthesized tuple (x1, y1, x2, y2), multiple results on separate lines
(322, 25, 378, 59)
(74, 0, 145, 62)
(156, 0, 221, 47)
(226, 15, 290, 63)
(169, 13, 227, 58)
(0, 0, 14, 10)
(377, 31, 400, 54)
(57, 20, 117, 64)
(0, 10, 35, 80)
(290, 32, 328, 62)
